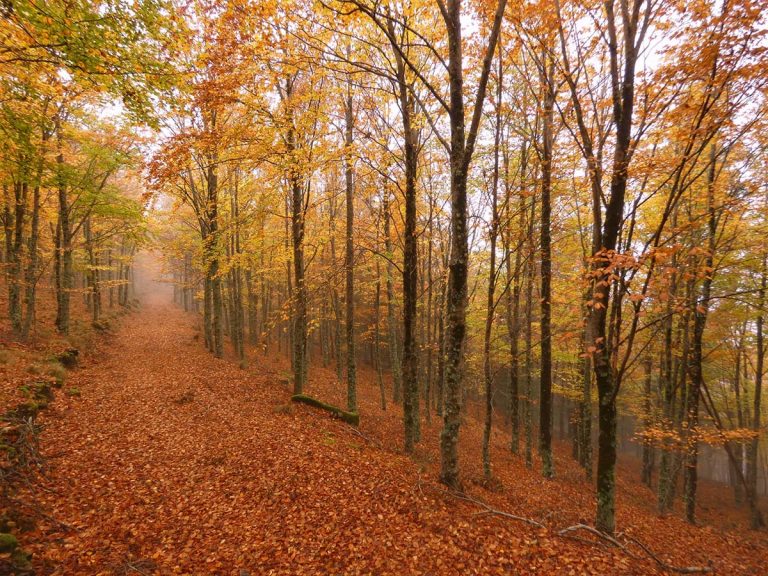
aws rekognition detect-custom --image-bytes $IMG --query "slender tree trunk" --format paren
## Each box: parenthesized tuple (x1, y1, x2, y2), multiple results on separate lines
(440, 0, 506, 489)
(658, 209, 679, 513)
(204, 274, 213, 352)
(482, 52, 502, 481)
(55, 119, 72, 335)
(8, 180, 27, 335)
(375, 258, 387, 410)
(329, 195, 343, 381)
(747, 251, 766, 528)
(84, 216, 101, 324)
(283, 77, 308, 393)
(390, 36, 420, 452)
(524, 189, 536, 469)
(425, 197, 434, 425)
(507, 141, 525, 455)
(731, 329, 745, 504)
(538, 53, 555, 479)
(2, 184, 11, 268)
(291, 173, 307, 394)
(580, 320, 593, 479)
(231, 179, 245, 363)
(246, 269, 258, 345)
(383, 188, 402, 403)
(437, 254, 447, 417)
(108, 249, 116, 310)
(22, 131, 47, 338)
(207, 163, 223, 358)
(683, 145, 717, 524)
(641, 357, 655, 487)
(344, 86, 357, 412)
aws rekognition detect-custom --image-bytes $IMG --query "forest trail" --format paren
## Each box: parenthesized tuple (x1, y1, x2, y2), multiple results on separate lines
(18, 282, 762, 575)
(23, 291, 614, 575)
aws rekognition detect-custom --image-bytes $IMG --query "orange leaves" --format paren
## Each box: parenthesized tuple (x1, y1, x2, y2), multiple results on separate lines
(637, 425, 758, 449)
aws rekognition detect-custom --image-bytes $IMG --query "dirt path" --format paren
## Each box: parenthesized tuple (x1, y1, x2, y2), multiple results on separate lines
(22, 289, 765, 575)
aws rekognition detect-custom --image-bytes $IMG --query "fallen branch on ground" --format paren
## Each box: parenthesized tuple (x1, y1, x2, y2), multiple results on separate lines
(291, 394, 359, 426)
(558, 524, 633, 554)
(423, 481, 545, 528)
(558, 524, 713, 574)
(621, 532, 714, 574)
(454, 492, 545, 528)
(344, 424, 381, 448)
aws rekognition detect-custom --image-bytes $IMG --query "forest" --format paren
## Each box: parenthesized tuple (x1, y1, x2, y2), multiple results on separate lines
(0, 0, 767, 573)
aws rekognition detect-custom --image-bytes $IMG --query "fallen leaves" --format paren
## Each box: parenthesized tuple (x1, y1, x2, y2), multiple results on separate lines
(9, 299, 767, 575)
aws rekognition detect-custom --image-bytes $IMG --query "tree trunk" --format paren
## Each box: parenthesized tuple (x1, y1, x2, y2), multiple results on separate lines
(8, 180, 27, 335)
(580, 321, 593, 479)
(588, 0, 640, 534)
(383, 188, 402, 404)
(390, 31, 420, 452)
(524, 190, 536, 469)
(55, 119, 72, 335)
(641, 357, 655, 487)
(538, 53, 555, 479)
(207, 160, 223, 359)
(683, 145, 717, 524)
(729, 326, 746, 504)
(291, 172, 307, 394)
(482, 50, 502, 481)
(344, 86, 357, 412)
(375, 258, 387, 410)
(440, 0, 506, 490)
(747, 251, 766, 528)
(22, 128, 47, 338)
(329, 195, 343, 381)
(507, 141, 525, 455)
(425, 197, 434, 425)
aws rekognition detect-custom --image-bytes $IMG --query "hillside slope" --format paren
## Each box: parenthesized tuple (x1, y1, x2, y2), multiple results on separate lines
(18, 297, 767, 575)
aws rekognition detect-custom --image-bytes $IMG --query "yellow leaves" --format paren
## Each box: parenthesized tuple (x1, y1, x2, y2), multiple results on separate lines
(698, 427, 759, 446)
(638, 425, 759, 449)
(635, 427, 683, 447)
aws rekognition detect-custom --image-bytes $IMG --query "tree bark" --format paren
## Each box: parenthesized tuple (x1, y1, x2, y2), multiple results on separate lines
(344, 85, 357, 412)
(683, 145, 717, 524)
(383, 188, 402, 404)
(747, 251, 766, 528)
(641, 357, 655, 487)
(538, 53, 555, 479)
(55, 118, 73, 335)
(387, 26, 420, 451)
(440, 0, 507, 491)
(482, 49, 503, 481)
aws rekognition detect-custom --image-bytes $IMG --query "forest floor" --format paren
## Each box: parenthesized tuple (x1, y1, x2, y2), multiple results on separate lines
(7, 289, 767, 575)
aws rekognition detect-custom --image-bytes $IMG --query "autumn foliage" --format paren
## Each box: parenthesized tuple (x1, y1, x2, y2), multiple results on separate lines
(1, 0, 768, 574)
